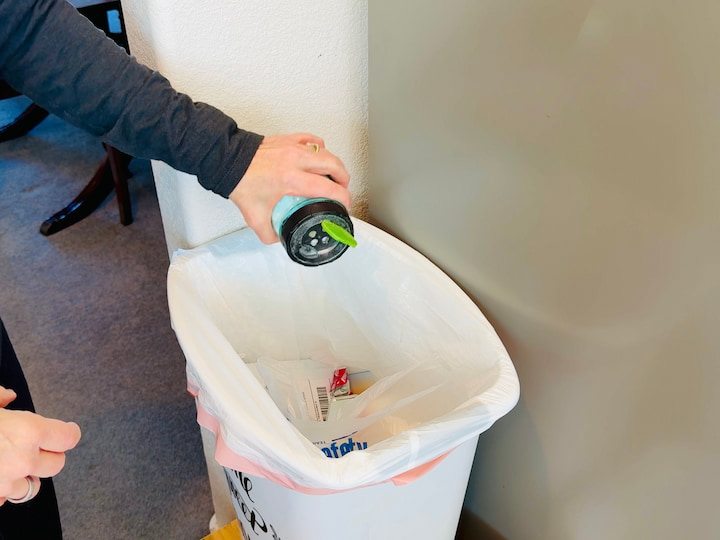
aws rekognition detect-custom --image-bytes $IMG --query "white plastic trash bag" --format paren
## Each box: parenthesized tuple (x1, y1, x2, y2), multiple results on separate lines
(167, 219, 519, 493)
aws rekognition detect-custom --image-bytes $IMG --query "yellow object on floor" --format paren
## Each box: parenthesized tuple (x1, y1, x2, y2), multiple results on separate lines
(202, 519, 243, 540)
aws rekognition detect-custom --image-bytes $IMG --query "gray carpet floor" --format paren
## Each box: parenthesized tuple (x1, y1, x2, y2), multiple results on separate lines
(0, 97, 214, 539)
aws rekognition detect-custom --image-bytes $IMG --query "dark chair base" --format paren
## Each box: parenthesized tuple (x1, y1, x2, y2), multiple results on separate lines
(1, 0, 134, 236)
(0, 99, 134, 236)
(39, 146, 132, 236)
(0, 103, 49, 143)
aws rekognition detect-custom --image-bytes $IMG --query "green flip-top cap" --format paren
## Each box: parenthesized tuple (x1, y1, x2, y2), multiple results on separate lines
(321, 219, 357, 248)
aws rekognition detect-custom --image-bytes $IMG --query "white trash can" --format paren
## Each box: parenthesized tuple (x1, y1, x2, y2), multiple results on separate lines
(168, 220, 520, 540)
(224, 434, 479, 540)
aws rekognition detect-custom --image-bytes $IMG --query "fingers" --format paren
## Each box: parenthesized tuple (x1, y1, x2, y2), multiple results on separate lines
(4, 475, 40, 504)
(307, 149, 351, 189)
(295, 133, 325, 149)
(0, 409, 81, 502)
(258, 134, 347, 185)
(1, 411, 81, 461)
(262, 133, 325, 150)
(35, 417, 82, 454)
(286, 171, 353, 211)
(30, 449, 69, 479)
(247, 216, 280, 245)
(0, 386, 16, 408)
(0, 447, 69, 498)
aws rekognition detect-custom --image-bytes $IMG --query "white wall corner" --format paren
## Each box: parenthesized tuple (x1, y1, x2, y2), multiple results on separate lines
(122, 0, 368, 254)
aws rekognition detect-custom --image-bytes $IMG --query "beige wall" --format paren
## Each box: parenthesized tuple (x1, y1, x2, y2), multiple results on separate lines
(369, 1, 720, 538)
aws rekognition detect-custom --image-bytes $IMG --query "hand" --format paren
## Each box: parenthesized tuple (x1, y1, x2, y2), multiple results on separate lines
(0, 386, 81, 506)
(229, 133, 352, 244)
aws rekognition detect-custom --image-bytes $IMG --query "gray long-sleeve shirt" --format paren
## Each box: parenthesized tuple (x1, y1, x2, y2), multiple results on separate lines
(0, 0, 264, 197)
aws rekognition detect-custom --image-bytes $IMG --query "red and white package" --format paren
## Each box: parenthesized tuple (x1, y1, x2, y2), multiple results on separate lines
(329, 368, 350, 398)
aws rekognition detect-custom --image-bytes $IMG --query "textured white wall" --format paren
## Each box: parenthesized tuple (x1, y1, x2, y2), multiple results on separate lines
(120, 0, 367, 529)
(121, 0, 368, 254)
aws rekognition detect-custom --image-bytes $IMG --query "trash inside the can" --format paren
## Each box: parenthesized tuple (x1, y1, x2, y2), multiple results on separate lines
(330, 368, 350, 398)
(257, 358, 335, 422)
(255, 358, 384, 456)
(348, 369, 375, 395)
(257, 360, 376, 422)
(252, 352, 483, 459)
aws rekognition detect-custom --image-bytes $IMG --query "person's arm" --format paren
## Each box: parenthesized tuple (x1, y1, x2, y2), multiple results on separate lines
(0, 0, 262, 197)
(0, 0, 352, 243)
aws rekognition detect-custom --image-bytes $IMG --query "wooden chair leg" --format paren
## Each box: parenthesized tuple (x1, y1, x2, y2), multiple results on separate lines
(106, 145, 133, 225)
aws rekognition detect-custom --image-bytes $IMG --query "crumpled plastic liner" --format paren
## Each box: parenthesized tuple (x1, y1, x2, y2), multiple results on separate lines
(168, 219, 519, 493)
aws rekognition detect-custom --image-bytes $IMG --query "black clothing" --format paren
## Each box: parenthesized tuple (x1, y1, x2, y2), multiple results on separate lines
(0, 317, 64, 540)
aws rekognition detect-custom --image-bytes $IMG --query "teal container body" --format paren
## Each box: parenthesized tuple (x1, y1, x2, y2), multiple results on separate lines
(271, 196, 326, 237)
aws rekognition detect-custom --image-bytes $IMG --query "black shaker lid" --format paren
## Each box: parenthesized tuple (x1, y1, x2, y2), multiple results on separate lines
(280, 200, 354, 266)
